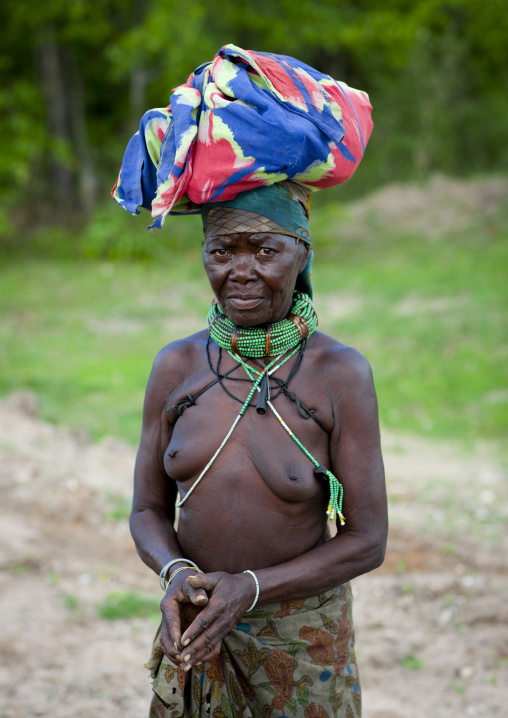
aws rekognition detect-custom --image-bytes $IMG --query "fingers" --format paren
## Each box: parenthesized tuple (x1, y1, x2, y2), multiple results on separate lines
(180, 609, 224, 669)
(181, 603, 216, 647)
(186, 572, 221, 593)
(160, 622, 181, 666)
(160, 571, 207, 653)
(188, 586, 208, 606)
(182, 640, 222, 672)
(177, 572, 254, 669)
(159, 598, 182, 665)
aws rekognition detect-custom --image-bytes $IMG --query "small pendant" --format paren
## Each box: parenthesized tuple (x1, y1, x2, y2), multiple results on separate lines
(313, 465, 329, 480)
(256, 372, 270, 415)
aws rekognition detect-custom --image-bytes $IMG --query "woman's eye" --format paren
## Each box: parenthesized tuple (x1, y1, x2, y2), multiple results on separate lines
(213, 248, 230, 256)
(258, 247, 274, 257)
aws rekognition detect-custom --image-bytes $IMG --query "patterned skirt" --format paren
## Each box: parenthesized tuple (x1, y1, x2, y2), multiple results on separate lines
(146, 582, 361, 718)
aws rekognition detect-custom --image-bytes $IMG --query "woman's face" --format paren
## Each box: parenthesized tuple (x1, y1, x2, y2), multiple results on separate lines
(203, 232, 311, 326)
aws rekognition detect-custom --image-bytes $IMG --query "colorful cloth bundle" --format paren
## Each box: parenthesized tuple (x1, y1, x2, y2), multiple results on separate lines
(112, 44, 373, 230)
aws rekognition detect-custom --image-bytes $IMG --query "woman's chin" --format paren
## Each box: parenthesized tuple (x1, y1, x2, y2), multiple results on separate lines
(225, 309, 267, 327)
(221, 297, 291, 327)
(219, 298, 261, 326)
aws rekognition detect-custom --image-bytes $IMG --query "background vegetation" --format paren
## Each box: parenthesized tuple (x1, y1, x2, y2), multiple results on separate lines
(2, 195, 507, 444)
(0, 0, 507, 446)
(1, 0, 507, 227)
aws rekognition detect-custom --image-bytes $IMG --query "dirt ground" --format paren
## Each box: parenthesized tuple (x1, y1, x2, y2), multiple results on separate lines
(333, 174, 508, 241)
(0, 390, 507, 718)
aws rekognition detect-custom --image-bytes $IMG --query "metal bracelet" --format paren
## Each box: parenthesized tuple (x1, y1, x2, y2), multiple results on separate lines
(159, 558, 200, 591)
(167, 565, 201, 587)
(243, 569, 260, 613)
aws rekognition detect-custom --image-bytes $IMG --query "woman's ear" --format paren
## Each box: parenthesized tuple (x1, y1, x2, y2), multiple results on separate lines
(298, 242, 312, 273)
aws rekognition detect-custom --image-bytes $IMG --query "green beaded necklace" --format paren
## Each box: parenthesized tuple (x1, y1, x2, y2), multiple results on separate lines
(207, 292, 318, 357)
(177, 294, 346, 524)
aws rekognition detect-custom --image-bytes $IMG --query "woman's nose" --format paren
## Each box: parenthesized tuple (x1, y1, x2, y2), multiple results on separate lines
(229, 255, 257, 283)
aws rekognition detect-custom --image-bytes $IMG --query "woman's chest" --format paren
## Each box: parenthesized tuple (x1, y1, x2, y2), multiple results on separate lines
(164, 377, 333, 504)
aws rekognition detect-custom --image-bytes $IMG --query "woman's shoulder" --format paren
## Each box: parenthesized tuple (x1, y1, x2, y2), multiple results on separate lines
(308, 330, 374, 385)
(150, 329, 210, 383)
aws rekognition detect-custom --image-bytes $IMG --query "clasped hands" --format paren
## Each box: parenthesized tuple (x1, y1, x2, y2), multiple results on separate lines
(160, 569, 256, 670)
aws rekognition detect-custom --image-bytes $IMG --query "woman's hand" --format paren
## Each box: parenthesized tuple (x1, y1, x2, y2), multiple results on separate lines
(159, 568, 209, 666)
(177, 572, 256, 669)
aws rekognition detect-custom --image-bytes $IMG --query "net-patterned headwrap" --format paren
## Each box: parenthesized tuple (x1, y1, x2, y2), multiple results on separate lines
(202, 181, 310, 238)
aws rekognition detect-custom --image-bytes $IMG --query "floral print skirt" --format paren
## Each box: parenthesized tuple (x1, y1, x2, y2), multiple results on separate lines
(146, 583, 361, 718)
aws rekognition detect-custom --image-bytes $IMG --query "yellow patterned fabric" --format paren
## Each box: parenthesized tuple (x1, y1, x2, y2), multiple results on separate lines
(146, 583, 361, 718)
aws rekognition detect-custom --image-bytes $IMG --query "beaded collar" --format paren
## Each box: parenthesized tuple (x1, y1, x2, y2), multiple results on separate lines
(207, 292, 318, 358)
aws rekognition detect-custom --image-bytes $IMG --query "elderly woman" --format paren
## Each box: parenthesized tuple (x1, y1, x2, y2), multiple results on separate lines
(114, 45, 387, 718)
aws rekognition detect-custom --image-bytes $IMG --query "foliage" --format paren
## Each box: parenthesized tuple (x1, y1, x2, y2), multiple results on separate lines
(400, 654, 426, 670)
(0, 0, 507, 234)
(0, 193, 506, 445)
(63, 594, 80, 612)
(103, 491, 132, 521)
(96, 591, 160, 621)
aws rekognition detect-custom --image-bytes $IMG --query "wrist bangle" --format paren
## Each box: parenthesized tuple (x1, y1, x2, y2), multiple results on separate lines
(167, 565, 201, 587)
(159, 558, 201, 591)
(243, 570, 260, 613)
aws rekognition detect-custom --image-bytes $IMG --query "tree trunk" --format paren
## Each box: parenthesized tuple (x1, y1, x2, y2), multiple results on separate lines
(129, 0, 150, 127)
(67, 48, 97, 215)
(129, 65, 150, 127)
(38, 27, 75, 213)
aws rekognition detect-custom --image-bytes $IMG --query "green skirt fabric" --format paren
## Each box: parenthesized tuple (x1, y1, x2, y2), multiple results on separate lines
(146, 582, 361, 718)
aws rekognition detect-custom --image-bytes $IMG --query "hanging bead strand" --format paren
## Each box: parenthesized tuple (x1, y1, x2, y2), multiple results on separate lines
(236, 355, 345, 525)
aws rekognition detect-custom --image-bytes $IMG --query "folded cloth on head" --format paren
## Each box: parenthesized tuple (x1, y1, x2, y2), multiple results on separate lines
(111, 44, 373, 230)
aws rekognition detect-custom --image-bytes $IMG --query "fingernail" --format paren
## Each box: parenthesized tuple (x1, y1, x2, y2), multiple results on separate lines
(182, 639, 190, 647)
(176, 654, 181, 661)
(184, 663, 192, 672)
(196, 662, 202, 666)
(173, 642, 178, 650)
(183, 654, 191, 662)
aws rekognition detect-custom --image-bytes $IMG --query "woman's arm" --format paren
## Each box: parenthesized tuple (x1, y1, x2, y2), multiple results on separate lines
(177, 346, 387, 666)
(250, 346, 388, 600)
(130, 344, 184, 572)
(130, 342, 209, 660)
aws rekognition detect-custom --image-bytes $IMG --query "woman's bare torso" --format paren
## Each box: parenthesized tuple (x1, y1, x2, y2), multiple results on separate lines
(162, 331, 339, 574)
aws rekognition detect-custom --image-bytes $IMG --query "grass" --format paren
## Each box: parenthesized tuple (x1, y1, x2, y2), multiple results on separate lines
(96, 591, 160, 621)
(400, 654, 426, 670)
(63, 594, 80, 612)
(103, 491, 132, 521)
(0, 196, 507, 445)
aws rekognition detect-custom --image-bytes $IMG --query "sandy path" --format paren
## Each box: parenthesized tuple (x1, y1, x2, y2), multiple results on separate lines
(0, 392, 507, 717)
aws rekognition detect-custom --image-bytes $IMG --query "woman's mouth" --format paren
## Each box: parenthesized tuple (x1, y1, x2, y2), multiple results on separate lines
(226, 296, 265, 310)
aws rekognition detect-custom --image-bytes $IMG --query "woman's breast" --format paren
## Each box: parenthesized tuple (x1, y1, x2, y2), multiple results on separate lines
(163, 393, 331, 505)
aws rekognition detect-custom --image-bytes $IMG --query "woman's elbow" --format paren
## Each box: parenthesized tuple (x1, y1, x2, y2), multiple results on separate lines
(365, 528, 387, 571)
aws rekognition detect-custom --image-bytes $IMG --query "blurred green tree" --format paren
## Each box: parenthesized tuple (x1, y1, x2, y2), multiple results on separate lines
(0, 0, 506, 232)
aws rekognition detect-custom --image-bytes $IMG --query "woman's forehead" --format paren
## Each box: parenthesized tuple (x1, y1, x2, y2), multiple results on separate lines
(205, 232, 296, 247)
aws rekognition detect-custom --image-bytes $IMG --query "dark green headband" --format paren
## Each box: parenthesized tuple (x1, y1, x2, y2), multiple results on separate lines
(201, 183, 310, 243)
